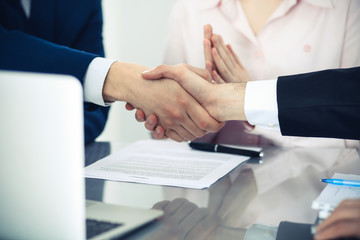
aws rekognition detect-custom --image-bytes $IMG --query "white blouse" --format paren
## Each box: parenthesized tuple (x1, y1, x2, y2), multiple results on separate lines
(163, 0, 360, 147)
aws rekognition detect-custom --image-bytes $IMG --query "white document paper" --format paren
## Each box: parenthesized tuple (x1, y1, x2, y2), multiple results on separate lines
(85, 140, 250, 189)
(312, 173, 360, 211)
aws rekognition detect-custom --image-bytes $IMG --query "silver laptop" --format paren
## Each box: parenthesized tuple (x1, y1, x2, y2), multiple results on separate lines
(0, 71, 162, 240)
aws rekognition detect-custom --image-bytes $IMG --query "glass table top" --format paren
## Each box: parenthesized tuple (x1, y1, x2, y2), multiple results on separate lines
(85, 141, 360, 239)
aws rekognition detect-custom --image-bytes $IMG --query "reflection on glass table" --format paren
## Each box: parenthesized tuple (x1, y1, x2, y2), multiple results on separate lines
(85, 142, 360, 240)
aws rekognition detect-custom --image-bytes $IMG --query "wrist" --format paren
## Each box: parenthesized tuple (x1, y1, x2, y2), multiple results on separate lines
(213, 83, 247, 121)
(102, 62, 149, 103)
(102, 61, 122, 102)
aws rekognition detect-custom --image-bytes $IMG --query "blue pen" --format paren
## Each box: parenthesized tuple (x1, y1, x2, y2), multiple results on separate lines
(321, 178, 360, 187)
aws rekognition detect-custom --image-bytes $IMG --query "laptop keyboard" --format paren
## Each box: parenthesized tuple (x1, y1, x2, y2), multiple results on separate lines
(86, 219, 123, 239)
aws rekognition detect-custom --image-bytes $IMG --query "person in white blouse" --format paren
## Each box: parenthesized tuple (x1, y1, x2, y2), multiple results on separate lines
(155, 0, 360, 148)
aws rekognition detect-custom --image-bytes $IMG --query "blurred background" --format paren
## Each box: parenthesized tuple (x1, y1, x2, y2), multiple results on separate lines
(97, 0, 178, 142)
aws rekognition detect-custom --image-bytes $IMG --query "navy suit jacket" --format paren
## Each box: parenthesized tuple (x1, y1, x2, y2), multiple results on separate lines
(0, 0, 109, 144)
(277, 67, 360, 140)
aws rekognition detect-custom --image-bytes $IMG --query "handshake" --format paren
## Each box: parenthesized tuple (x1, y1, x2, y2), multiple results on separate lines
(102, 25, 250, 142)
(131, 64, 248, 141)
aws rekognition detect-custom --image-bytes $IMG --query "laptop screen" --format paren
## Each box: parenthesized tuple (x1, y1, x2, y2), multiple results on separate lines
(0, 71, 86, 239)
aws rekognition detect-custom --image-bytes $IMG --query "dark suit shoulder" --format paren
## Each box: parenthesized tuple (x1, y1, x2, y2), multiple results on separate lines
(53, 0, 104, 56)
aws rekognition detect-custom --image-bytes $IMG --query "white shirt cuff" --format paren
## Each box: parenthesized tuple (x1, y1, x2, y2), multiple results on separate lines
(83, 57, 116, 106)
(244, 79, 279, 128)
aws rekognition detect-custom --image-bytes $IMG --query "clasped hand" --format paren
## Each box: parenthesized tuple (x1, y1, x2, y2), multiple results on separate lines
(105, 62, 223, 142)
(130, 64, 247, 139)
(128, 24, 250, 140)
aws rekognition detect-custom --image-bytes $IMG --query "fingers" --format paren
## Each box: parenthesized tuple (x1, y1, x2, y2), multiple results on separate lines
(204, 39, 213, 73)
(315, 199, 360, 240)
(125, 102, 135, 111)
(142, 64, 211, 83)
(212, 34, 236, 69)
(204, 24, 213, 41)
(122, 62, 219, 143)
(146, 63, 212, 82)
(142, 64, 185, 80)
(204, 24, 214, 73)
(142, 65, 210, 103)
(211, 34, 238, 83)
(153, 126, 166, 139)
(211, 69, 226, 84)
(144, 114, 157, 130)
(166, 129, 186, 142)
(187, 102, 224, 133)
(142, 64, 223, 136)
(185, 64, 213, 82)
(135, 109, 145, 122)
(151, 116, 205, 142)
(168, 125, 197, 142)
(226, 44, 251, 82)
(158, 101, 205, 140)
(227, 44, 243, 68)
(210, 35, 250, 83)
(317, 199, 360, 232)
(134, 112, 168, 139)
(315, 221, 360, 240)
(142, 114, 187, 141)
(211, 47, 232, 82)
(206, 61, 213, 79)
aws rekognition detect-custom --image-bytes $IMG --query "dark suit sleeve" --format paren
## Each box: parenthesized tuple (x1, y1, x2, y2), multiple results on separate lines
(0, 25, 97, 84)
(277, 67, 360, 140)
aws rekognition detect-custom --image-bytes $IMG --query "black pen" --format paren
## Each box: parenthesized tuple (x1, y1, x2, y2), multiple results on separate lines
(188, 141, 264, 158)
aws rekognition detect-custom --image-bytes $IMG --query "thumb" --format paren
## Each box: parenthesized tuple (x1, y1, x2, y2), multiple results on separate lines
(142, 65, 212, 105)
(142, 64, 195, 84)
(142, 65, 173, 80)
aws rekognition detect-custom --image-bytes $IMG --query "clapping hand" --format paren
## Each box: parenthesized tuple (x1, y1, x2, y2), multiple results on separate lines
(203, 24, 250, 84)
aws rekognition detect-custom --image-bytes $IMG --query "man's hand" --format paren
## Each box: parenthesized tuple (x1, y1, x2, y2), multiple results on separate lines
(142, 64, 247, 122)
(103, 62, 223, 142)
(315, 199, 360, 240)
